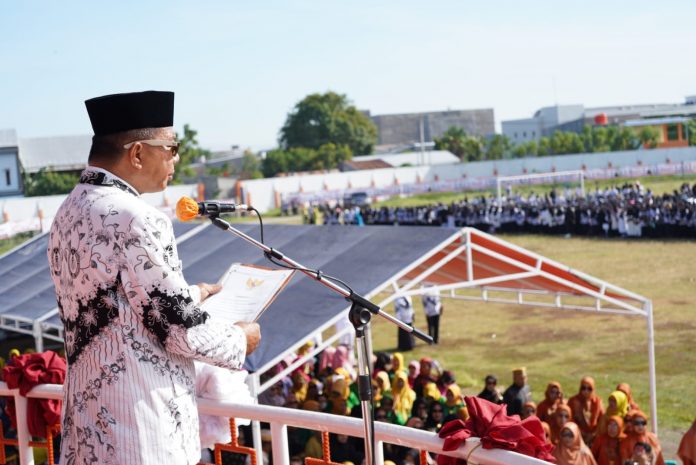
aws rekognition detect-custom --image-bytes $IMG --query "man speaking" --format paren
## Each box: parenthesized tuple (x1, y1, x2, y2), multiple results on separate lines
(47, 91, 260, 465)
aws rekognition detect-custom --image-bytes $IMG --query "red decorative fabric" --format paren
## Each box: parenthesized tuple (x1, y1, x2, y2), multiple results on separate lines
(437, 396, 556, 465)
(2, 351, 66, 437)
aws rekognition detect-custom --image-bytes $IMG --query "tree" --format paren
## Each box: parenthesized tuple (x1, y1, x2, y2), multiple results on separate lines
(239, 150, 263, 179)
(612, 127, 639, 151)
(485, 134, 512, 160)
(23, 168, 79, 196)
(637, 126, 660, 149)
(280, 91, 377, 155)
(261, 149, 290, 178)
(537, 137, 552, 156)
(687, 119, 696, 146)
(175, 124, 210, 182)
(434, 126, 468, 160)
(313, 143, 352, 170)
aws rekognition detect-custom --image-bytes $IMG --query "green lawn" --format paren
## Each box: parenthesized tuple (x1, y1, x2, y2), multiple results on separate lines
(368, 234, 696, 457)
(0, 231, 37, 256)
(375, 173, 696, 208)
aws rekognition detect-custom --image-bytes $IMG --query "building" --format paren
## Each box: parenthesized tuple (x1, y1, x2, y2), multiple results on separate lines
(503, 96, 696, 144)
(369, 108, 495, 151)
(0, 129, 22, 197)
(624, 117, 690, 149)
(0, 130, 91, 197)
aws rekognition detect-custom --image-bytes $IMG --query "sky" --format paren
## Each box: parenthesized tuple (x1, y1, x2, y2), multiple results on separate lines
(2, 1, 695, 151)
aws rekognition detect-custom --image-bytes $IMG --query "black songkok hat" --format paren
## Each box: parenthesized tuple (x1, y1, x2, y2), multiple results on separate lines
(85, 91, 174, 136)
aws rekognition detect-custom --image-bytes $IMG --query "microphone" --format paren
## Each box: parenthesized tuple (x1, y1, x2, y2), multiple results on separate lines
(176, 196, 250, 222)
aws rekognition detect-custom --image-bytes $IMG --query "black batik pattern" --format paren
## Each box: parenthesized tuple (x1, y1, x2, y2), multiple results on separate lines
(140, 286, 209, 347)
(61, 283, 121, 365)
(80, 170, 138, 197)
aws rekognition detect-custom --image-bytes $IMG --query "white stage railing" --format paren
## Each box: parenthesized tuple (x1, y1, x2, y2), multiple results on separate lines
(0, 381, 551, 465)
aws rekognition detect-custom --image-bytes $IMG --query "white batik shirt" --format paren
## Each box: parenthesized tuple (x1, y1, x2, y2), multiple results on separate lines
(47, 167, 247, 465)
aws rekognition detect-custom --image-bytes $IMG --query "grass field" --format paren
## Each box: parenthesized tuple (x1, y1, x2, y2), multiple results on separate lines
(368, 234, 696, 457)
(375, 173, 696, 208)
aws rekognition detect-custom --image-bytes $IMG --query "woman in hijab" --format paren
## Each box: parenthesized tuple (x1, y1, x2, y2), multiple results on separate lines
(442, 384, 464, 417)
(553, 422, 598, 465)
(620, 411, 665, 465)
(521, 401, 537, 420)
(591, 415, 627, 465)
(597, 391, 629, 437)
(568, 376, 604, 445)
(373, 371, 392, 407)
(407, 360, 419, 388)
(551, 404, 573, 445)
(390, 352, 406, 382)
(423, 382, 443, 405)
(678, 419, 696, 465)
(537, 381, 564, 423)
(425, 401, 445, 432)
(392, 371, 417, 425)
(616, 383, 640, 412)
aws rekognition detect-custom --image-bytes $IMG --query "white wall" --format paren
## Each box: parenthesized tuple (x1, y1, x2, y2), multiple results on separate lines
(0, 184, 199, 239)
(240, 147, 696, 212)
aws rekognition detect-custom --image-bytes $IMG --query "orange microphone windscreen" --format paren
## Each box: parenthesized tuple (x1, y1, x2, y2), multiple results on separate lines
(176, 196, 200, 222)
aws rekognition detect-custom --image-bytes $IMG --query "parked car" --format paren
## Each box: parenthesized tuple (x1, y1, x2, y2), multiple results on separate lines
(343, 191, 370, 209)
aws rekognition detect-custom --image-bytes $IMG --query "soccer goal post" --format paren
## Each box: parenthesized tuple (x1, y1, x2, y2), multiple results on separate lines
(496, 170, 585, 203)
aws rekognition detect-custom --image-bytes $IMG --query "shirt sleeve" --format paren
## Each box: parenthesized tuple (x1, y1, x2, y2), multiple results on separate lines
(120, 211, 246, 370)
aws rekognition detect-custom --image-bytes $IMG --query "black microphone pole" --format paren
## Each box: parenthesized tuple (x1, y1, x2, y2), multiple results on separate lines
(205, 215, 433, 465)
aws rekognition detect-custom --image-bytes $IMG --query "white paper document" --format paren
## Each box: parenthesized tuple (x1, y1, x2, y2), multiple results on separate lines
(201, 263, 294, 324)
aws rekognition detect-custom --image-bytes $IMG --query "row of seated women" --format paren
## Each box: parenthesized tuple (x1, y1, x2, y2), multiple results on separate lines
(523, 377, 664, 465)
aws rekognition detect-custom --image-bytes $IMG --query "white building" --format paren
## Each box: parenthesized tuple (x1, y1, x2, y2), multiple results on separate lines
(0, 129, 22, 197)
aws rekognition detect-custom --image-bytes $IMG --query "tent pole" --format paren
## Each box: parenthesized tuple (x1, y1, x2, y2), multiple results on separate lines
(645, 300, 658, 435)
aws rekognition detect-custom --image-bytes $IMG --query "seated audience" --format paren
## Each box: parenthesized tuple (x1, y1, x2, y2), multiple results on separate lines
(478, 374, 503, 404)
(678, 419, 696, 465)
(569, 376, 604, 445)
(591, 416, 627, 465)
(521, 401, 537, 420)
(554, 422, 599, 465)
(536, 381, 564, 423)
(620, 411, 665, 465)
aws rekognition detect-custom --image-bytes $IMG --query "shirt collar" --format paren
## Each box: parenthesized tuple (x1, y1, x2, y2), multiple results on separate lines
(80, 166, 140, 196)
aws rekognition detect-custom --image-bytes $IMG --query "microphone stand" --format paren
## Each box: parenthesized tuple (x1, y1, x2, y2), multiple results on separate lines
(206, 216, 433, 465)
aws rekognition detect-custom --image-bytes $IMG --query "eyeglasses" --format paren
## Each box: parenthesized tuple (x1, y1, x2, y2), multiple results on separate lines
(633, 420, 647, 426)
(560, 431, 574, 439)
(581, 385, 593, 392)
(124, 139, 180, 157)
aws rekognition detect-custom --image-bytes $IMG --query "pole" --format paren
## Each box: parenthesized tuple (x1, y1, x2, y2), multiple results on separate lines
(645, 300, 658, 435)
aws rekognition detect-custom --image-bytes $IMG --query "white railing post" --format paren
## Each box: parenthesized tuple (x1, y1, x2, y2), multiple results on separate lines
(270, 423, 289, 465)
(375, 439, 384, 464)
(15, 391, 35, 465)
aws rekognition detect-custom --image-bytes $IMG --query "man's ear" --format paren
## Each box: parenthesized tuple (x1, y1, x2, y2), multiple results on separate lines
(127, 143, 144, 169)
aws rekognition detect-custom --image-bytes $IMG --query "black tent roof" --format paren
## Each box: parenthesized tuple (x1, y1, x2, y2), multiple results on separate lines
(0, 222, 202, 330)
(5, 223, 457, 373)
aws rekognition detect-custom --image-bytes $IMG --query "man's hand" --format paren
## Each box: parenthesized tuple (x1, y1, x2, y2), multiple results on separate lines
(196, 283, 222, 302)
(234, 322, 261, 354)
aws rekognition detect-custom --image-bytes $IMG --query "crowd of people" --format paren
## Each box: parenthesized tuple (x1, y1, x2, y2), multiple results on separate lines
(252, 342, 694, 465)
(1, 345, 696, 465)
(304, 182, 696, 238)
